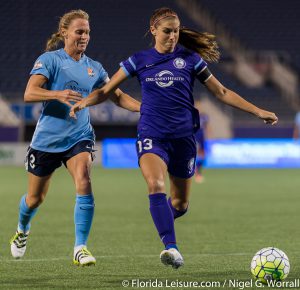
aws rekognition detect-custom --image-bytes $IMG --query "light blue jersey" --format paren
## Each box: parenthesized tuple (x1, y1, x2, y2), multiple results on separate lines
(30, 49, 108, 152)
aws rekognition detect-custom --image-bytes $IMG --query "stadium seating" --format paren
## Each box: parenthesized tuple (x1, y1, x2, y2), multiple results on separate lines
(198, 0, 300, 73)
(187, 0, 298, 125)
(1, 0, 297, 136)
(1, 0, 198, 98)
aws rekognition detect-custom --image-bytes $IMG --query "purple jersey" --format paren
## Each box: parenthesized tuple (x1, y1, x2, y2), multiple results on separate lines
(120, 46, 211, 138)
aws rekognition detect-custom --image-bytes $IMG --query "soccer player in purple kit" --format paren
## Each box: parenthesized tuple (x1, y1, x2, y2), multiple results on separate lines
(70, 7, 278, 269)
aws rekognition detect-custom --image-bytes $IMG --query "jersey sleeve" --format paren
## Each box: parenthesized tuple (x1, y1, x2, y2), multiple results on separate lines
(194, 55, 212, 83)
(30, 53, 54, 79)
(119, 54, 138, 78)
(93, 63, 109, 89)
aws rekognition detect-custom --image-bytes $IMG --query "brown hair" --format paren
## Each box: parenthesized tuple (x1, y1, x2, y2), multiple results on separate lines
(150, 7, 220, 63)
(45, 9, 89, 51)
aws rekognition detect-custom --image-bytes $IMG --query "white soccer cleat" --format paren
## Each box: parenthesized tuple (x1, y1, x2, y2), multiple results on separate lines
(10, 231, 29, 259)
(73, 246, 96, 266)
(160, 248, 184, 269)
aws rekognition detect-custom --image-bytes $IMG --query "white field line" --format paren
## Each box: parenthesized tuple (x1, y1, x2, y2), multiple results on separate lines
(2, 252, 250, 262)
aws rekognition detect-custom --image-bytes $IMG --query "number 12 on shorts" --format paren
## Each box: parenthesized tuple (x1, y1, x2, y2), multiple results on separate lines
(137, 138, 153, 153)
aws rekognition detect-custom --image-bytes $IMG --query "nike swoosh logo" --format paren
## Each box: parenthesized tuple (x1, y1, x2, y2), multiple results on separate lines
(86, 146, 92, 149)
(146, 64, 154, 67)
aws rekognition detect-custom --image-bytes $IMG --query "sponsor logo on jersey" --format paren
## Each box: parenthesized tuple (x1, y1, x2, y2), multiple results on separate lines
(33, 60, 43, 69)
(145, 70, 184, 88)
(87, 67, 95, 77)
(173, 58, 186, 69)
(64, 80, 90, 94)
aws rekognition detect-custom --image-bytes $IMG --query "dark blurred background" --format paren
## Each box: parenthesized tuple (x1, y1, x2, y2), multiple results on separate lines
(1, 0, 300, 142)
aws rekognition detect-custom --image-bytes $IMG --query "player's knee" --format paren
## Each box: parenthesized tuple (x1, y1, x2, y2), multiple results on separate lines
(172, 198, 189, 212)
(26, 194, 45, 208)
(146, 177, 165, 193)
(75, 176, 91, 193)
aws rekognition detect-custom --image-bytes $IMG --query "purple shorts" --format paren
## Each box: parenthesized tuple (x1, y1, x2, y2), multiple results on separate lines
(136, 135, 196, 178)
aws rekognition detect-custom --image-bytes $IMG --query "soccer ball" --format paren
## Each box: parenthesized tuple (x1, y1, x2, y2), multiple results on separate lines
(250, 247, 290, 284)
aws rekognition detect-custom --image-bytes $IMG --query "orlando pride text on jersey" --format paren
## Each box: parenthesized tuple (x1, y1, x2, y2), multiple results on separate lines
(120, 46, 212, 138)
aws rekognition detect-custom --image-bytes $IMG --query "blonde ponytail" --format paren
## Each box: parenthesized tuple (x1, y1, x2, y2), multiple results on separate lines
(45, 32, 63, 51)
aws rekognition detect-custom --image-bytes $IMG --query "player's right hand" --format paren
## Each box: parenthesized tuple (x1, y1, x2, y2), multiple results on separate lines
(257, 109, 278, 125)
(69, 99, 87, 119)
(57, 89, 82, 107)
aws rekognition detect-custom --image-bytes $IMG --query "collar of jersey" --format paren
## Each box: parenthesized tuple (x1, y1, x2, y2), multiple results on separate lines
(61, 48, 86, 63)
(153, 45, 179, 56)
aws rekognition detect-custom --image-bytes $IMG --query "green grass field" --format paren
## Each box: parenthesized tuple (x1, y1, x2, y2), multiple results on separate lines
(0, 166, 299, 289)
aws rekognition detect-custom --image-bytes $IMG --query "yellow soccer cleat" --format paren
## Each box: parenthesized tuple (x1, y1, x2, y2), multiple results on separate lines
(73, 246, 96, 266)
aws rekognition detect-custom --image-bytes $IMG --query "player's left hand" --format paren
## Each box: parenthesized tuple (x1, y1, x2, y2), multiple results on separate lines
(258, 110, 278, 125)
(69, 99, 87, 119)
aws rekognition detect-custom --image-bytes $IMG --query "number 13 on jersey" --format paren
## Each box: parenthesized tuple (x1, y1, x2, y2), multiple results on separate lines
(137, 138, 153, 153)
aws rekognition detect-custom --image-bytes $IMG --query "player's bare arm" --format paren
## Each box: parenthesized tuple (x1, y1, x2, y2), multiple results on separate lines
(205, 75, 278, 125)
(109, 89, 141, 112)
(104, 71, 140, 112)
(24, 74, 82, 107)
(70, 68, 129, 116)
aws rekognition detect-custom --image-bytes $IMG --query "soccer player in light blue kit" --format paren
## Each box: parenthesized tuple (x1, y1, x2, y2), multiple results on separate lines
(70, 7, 278, 269)
(10, 10, 140, 266)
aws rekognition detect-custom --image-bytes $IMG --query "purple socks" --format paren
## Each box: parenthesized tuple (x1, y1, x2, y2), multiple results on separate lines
(149, 193, 176, 248)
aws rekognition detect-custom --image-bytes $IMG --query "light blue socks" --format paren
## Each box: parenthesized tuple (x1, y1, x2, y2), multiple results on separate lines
(74, 194, 95, 247)
(18, 194, 38, 233)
